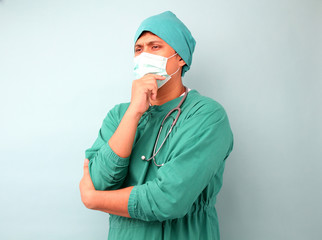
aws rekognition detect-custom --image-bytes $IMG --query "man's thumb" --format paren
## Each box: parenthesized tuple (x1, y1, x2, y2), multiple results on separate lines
(84, 158, 89, 167)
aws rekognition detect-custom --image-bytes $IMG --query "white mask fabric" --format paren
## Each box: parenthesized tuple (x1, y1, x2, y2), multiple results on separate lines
(133, 52, 180, 89)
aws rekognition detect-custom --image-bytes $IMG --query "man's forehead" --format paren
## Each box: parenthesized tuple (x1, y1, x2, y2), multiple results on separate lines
(135, 32, 165, 45)
(135, 40, 164, 47)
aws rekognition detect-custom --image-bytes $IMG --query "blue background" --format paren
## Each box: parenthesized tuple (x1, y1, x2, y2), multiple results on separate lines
(0, 0, 321, 239)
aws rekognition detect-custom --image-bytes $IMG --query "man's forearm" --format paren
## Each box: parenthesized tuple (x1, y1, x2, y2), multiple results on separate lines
(108, 107, 142, 158)
(90, 186, 134, 218)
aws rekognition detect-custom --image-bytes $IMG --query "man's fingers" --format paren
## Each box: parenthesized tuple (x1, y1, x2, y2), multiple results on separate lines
(155, 75, 166, 80)
(141, 74, 165, 82)
(151, 87, 158, 100)
(142, 73, 165, 80)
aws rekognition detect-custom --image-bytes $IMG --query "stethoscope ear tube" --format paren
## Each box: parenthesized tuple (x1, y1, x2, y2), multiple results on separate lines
(141, 87, 189, 167)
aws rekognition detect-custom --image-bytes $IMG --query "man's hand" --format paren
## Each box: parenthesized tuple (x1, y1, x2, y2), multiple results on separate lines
(129, 74, 166, 116)
(79, 158, 96, 209)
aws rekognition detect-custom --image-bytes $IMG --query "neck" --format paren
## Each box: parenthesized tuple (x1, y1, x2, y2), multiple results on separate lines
(149, 76, 185, 106)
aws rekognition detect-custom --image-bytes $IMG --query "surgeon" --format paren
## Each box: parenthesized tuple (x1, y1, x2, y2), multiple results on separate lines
(79, 11, 234, 240)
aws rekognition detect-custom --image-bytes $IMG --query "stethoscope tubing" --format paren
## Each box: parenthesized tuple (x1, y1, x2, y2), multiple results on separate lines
(141, 87, 189, 167)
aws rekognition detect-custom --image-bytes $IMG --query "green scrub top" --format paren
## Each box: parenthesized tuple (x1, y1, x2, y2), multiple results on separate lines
(85, 89, 234, 240)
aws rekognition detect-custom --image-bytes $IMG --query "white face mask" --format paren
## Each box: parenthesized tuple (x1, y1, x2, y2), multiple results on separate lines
(133, 52, 180, 89)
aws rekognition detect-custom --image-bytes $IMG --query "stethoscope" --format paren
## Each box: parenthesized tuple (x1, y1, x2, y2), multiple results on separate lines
(140, 87, 189, 167)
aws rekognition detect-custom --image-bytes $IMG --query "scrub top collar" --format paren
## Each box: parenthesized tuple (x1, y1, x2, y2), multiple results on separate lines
(148, 88, 192, 113)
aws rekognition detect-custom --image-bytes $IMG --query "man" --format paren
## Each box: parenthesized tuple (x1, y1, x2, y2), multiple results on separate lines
(79, 11, 234, 239)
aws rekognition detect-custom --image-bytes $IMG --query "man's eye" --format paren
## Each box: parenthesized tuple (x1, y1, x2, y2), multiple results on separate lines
(135, 48, 141, 52)
(152, 45, 159, 49)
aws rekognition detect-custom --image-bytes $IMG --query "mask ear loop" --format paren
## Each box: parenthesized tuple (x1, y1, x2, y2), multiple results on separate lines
(167, 52, 180, 77)
(169, 66, 180, 77)
(168, 52, 178, 59)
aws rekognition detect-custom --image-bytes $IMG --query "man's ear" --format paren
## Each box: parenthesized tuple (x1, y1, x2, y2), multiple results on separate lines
(178, 58, 186, 67)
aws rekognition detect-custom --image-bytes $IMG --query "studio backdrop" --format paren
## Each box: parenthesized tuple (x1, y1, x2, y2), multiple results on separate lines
(0, 0, 321, 239)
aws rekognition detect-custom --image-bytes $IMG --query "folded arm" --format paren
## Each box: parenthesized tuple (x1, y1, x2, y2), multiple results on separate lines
(80, 158, 133, 218)
(80, 102, 234, 221)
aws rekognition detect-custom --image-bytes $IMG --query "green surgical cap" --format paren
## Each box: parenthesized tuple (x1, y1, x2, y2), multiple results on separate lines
(134, 11, 196, 77)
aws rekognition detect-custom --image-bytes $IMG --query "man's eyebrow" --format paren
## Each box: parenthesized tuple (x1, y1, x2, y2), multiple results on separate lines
(135, 41, 164, 47)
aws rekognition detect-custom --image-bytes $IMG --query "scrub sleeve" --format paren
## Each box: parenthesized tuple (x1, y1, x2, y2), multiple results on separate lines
(127, 103, 233, 221)
(85, 104, 130, 190)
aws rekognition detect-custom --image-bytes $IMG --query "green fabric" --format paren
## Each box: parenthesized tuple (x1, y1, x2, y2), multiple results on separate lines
(85, 90, 234, 240)
(134, 11, 196, 77)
